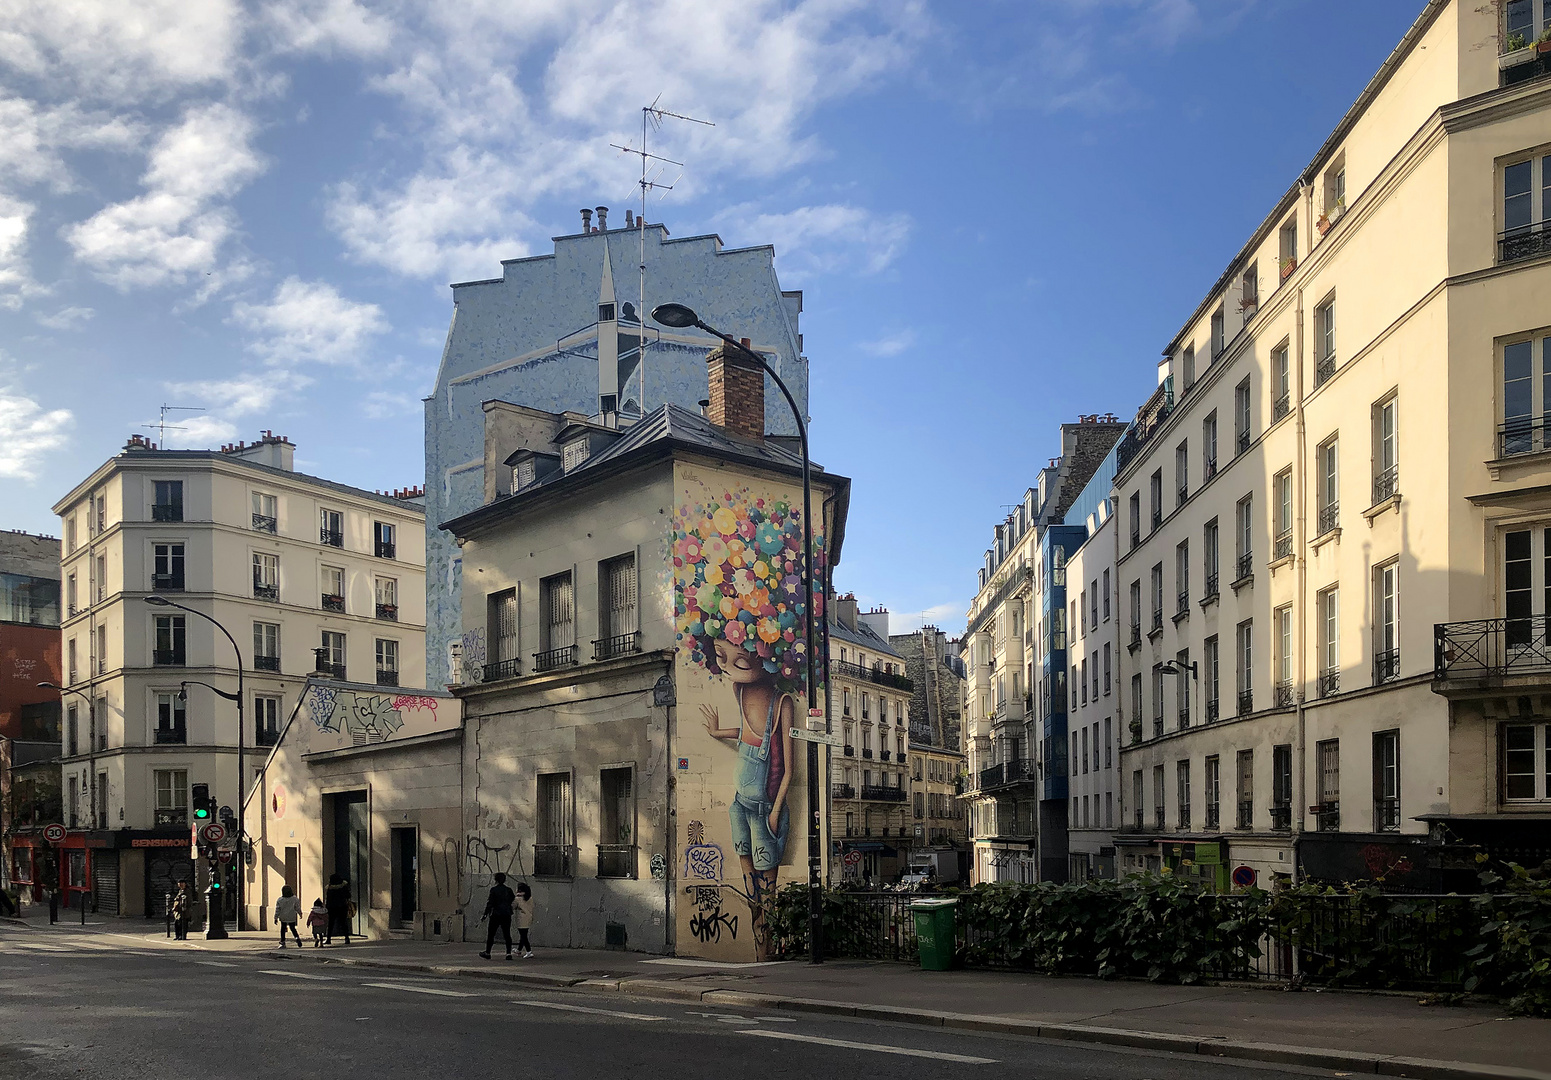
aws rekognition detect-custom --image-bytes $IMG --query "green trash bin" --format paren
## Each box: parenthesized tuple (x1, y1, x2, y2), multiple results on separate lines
(911, 897, 957, 971)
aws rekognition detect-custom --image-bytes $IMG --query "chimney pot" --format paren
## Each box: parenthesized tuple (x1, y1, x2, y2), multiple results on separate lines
(595, 206, 608, 231)
(625, 209, 634, 228)
(580, 208, 592, 232)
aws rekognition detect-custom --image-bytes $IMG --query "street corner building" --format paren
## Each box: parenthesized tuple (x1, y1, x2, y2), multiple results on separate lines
(243, 678, 463, 940)
(441, 338, 848, 961)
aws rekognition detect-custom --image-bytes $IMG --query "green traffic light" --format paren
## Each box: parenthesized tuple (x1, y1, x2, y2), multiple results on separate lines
(194, 807, 210, 819)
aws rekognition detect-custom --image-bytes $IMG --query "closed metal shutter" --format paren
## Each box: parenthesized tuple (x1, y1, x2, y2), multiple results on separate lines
(92, 850, 119, 915)
(145, 851, 195, 918)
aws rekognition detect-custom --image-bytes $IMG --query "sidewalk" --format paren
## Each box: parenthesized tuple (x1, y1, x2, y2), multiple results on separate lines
(9, 914, 1548, 1079)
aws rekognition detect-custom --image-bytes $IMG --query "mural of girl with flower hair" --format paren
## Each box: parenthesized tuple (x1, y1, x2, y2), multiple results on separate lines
(674, 486, 825, 955)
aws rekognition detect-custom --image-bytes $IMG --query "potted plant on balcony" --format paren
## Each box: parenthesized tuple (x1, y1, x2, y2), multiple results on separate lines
(1279, 256, 1296, 281)
(1539, 26, 1551, 53)
(1316, 210, 1331, 237)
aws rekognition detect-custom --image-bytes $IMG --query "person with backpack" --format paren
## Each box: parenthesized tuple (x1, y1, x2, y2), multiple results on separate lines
(478, 873, 515, 960)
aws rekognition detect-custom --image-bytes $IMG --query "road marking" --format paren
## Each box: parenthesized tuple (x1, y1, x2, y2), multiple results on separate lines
(14, 943, 70, 952)
(363, 982, 475, 998)
(511, 1000, 667, 1022)
(259, 969, 337, 980)
(196, 961, 240, 968)
(734, 1029, 997, 1064)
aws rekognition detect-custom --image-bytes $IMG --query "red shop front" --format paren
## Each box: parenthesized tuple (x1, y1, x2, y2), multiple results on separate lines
(11, 831, 112, 909)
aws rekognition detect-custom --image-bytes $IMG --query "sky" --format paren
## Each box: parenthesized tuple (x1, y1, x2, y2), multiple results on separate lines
(0, 0, 1425, 636)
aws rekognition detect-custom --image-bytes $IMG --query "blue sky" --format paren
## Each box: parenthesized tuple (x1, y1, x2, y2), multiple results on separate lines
(0, 0, 1423, 635)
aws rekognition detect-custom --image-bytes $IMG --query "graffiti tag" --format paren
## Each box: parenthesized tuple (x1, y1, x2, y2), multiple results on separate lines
(461, 627, 487, 664)
(689, 906, 738, 944)
(684, 844, 723, 881)
(649, 853, 666, 880)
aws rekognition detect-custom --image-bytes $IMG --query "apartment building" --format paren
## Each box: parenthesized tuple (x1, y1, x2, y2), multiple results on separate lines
(1115, 0, 1551, 889)
(963, 416, 1126, 884)
(49, 433, 426, 916)
(894, 626, 969, 857)
(828, 599, 914, 883)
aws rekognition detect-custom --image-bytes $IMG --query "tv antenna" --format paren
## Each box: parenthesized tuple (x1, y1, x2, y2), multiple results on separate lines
(611, 96, 713, 415)
(136, 404, 205, 446)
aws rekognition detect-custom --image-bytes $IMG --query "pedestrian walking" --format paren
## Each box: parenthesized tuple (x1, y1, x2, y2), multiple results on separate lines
(324, 873, 352, 945)
(306, 898, 328, 946)
(478, 873, 515, 960)
(273, 885, 303, 948)
(171, 882, 190, 941)
(514, 881, 534, 958)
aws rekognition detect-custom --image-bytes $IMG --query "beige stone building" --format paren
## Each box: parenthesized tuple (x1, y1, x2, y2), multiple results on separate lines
(52, 433, 425, 917)
(1114, 0, 1551, 888)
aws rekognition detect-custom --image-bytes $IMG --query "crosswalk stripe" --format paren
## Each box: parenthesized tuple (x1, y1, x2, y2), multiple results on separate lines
(734, 1029, 997, 1064)
(196, 961, 241, 968)
(14, 943, 69, 952)
(363, 982, 475, 998)
(510, 1000, 667, 1022)
(260, 969, 337, 980)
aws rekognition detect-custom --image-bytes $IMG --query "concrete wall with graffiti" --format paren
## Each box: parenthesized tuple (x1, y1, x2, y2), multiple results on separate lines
(671, 462, 830, 961)
(243, 678, 464, 940)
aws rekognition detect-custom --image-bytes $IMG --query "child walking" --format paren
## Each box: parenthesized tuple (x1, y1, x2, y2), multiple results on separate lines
(274, 885, 302, 948)
(306, 897, 328, 947)
(514, 882, 534, 958)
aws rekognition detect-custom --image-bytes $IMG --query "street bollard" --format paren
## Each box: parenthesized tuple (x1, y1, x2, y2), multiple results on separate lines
(48, 889, 58, 924)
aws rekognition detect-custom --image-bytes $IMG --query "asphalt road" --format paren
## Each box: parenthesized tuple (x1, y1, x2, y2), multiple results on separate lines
(0, 926, 1334, 1080)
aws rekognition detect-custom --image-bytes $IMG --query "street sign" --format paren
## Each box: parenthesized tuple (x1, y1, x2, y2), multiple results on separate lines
(843, 850, 862, 867)
(791, 728, 842, 747)
(217, 850, 233, 863)
(1231, 865, 1258, 888)
(42, 823, 65, 844)
(199, 822, 227, 845)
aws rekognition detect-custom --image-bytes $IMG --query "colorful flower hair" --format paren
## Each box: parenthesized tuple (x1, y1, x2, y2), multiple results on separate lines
(673, 486, 826, 696)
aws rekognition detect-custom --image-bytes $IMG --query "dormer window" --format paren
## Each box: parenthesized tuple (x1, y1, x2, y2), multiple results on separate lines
(563, 438, 590, 472)
(514, 458, 537, 491)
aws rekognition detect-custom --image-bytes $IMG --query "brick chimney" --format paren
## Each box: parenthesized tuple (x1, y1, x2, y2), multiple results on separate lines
(706, 339, 765, 441)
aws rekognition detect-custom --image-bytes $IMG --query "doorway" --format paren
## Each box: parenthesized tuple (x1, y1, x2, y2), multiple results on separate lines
(328, 791, 369, 937)
(390, 827, 417, 928)
(284, 846, 299, 896)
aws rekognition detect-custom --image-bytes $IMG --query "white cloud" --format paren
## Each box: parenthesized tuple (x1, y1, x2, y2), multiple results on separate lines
(63, 102, 265, 290)
(260, 0, 394, 57)
(859, 329, 916, 358)
(362, 389, 420, 420)
(231, 276, 388, 366)
(718, 202, 912, 280)
(161, 369, 316, 448)
(0, 194, 40, 308)
(888, 602, 963, 636)
(34, 305, 94, 330)
(0, 97, 143, 192)
(0, 386, 72, 479)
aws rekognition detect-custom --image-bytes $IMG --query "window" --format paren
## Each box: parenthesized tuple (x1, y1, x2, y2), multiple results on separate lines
(1317, 438, 1339, 535)
(1203, 412, 1218, 478)
(1279, 218, 1298, 279)
(94, 553, 105, 603)
(1176, 648, 1191, 727)
(562, 438, 590, 472)
(1272, 343, 1291, 421)
(1373, 396, 1398, 502)
(1129, 579, 1141, 642)
(1241, 264, 1258, 318)
(254, 622, 280, 672)
(1204, 755, 1221, 829)
(253, 552, 280, 601)
(1319, 588, 1340, 696)
(1091, 652, 1098, 700)
(374, 520, 396, 559)
(1132, 770, 1144, 829)
(488, 588, 518, 678)
(1149, 469, 1162, 530)
(375, 639, 399, 685)
(252, 491, 277, 532)
(1090, 580, 1099, 630)
(156, 693, 186, 744)
(320, 630, 346, 679)
(1501, 336, 1551, 457)
(95, 625, 106, 675)
(1103, 717, 1112, 768)
(1315, 297, 1336, 385)
(320, 508, 344, 547)
(1373, 730, 1400, 831)
(1234, 377, 1251, 453)
(320, 564, 344, 611)
(1211, 305, 1225, 357)
(1203, 518, 1219, 596)
(1235, 495, 1253, 579)
(1102, 642, 1111, 695)
(66, 704, 78, 756)
(514, 457, 537, 491)
(540, 571, 575, 656)
(255, 695, 281, 746)
(1128, 491, 1141, 547)
(154, 614, 185, 665)
(152, 479, 183, 522)
(1177, 759, 1192, 829)
(1182, 343, 1196, 389)
(1101, 569, 1110, 620)
(67, 775, 79, 826)
(153, 542, 185, 591)
(534, 772, 575, 876)
(94, 493, 105, 535)
(1153, 764, 1166, 829)
(1176, 442, 1189, 506)
(376, 576, 398, 620)
(65, 516, 77, 554)
(1149, 563, 1163, 631)
(1504, 723, 1551, 800)
(1324, 162, 1346, 221)
(1273, 744, 1293, 828)
(1151, 663, 1164, 737)
(66, 572, 76, 615)
(1236, 620, 1253, 714)
(155, 769, 188, 826)
(67, 638, 77, 684)
(1273, 470, 1292, 559)
(1175, 540, 1189, 614)
(1130, 673, 1142, 738)
(1375, 563, 1399, 684)
(1501, 149, 1551, 262)
(1236, 750, 1254, 828)
(1204, 636, 1220, 722)
(1317, 739, 1340, 830)
(1276, 605, 1293, 705)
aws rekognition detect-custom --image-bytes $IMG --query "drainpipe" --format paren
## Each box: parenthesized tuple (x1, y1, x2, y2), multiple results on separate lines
(1292, 226, 1309, 884)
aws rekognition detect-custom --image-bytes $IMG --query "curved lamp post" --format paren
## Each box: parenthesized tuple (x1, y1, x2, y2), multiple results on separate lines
(144, 595, 244, 936)
(652, 302, 824, 964)
(37, 680, 96, 919)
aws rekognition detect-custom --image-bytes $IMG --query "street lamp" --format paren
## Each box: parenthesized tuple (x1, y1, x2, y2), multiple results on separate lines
(1160, 659, 1199, 730)
(37, 681, 98, 833)
(652, 302, 825, 965)
(143, 595, 245, 935)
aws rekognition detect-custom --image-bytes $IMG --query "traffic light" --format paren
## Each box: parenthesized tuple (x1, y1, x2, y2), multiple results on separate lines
(192, 783, 212, 820)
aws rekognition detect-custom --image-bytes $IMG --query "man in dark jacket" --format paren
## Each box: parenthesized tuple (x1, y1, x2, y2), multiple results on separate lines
(479, 873, 515, 960)
(324, 873, 352, 945)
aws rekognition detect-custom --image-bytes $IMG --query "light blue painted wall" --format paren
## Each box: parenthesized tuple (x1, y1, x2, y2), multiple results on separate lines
(424, 225, 808, 685)
(1065, 438, 1123, 532)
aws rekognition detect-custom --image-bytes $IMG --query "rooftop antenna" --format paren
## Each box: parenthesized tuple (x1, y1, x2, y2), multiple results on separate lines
(612, 96, 712, 416)
(134, 404, 205, 446)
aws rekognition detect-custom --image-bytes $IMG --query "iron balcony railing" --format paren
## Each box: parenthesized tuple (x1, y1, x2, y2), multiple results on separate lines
(1434, 616, 1551, 679)
(1178, 807, 1192, 830)
(1129, 621, 1141, 647)
(1130, 527, 1141, 549)
(1375, 797, 1401, 832)
(376, 603, 398, 621)
(1314, 801, 1341, 832)
(1374, 649, 1400, 685)
(1373, 466, 1399, 504)
(862, 785, 907, 802)
(154, 727, 186, 745)
(252, 514, 277, 533)
(1152, 715, 1164, 738)
(152, 573, 184, 591)
(1177, 484, 1188, 506)
(1205, 805, 1220, 829)
(1115, 377, 1175, 473)
(482, 656, 521, 682)
(253, 583, 278, 602)
(154, 809, 188, 827)
(1273, 394, 1290, 422)
(1133, 809, 1144, 829)
(1204, 572, 1219, 598)
(534, 645, 577, 672)
(1499, 415, 1551, 458)
(1178, 707, 1191, 730)
(321, 593, 345, 613)
(843, 744, 854, 756)
(254, 728, 279, 747)
(593, 631, 640, 660)
(254, 654, 280, 673)
(320, 528, 344, 547)
(1275, 680, 1295, 708)
(533, 845, 575, 878)
(597, 844, 636, 879)
(1237, 802, 1253, 829)
(862, 747, 874, 759)
(1176, 591, 1190, 616)
(1150, 609, 1163, 633)
(376, 669, 399, 687)
(1274, 532, 1292, 560)
(1315, 356, 1335, 387)
(1153, 807, 1166, 829)
(153, 649, 185, 666)
(1235, 552, 1253, 582)
(1203, 454, 1217, 481)
(151, 504, 183, 522)
(1237, 429, 1250, 454)
(1318, 502, 1340, 535)
(1270, 804, 1292, 831)
(317, 662, 347, 680)
(1501, 221, 1551, 263)
(375, 541, 396, 559)
(1151, 508, 1163, 530)
(1237, 688, 1254, 715)
(880, 750, 891, 762)
(832, 784, 856, 799)
(830, 658, 914, 692)
(1205, 699, 1219, 723)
